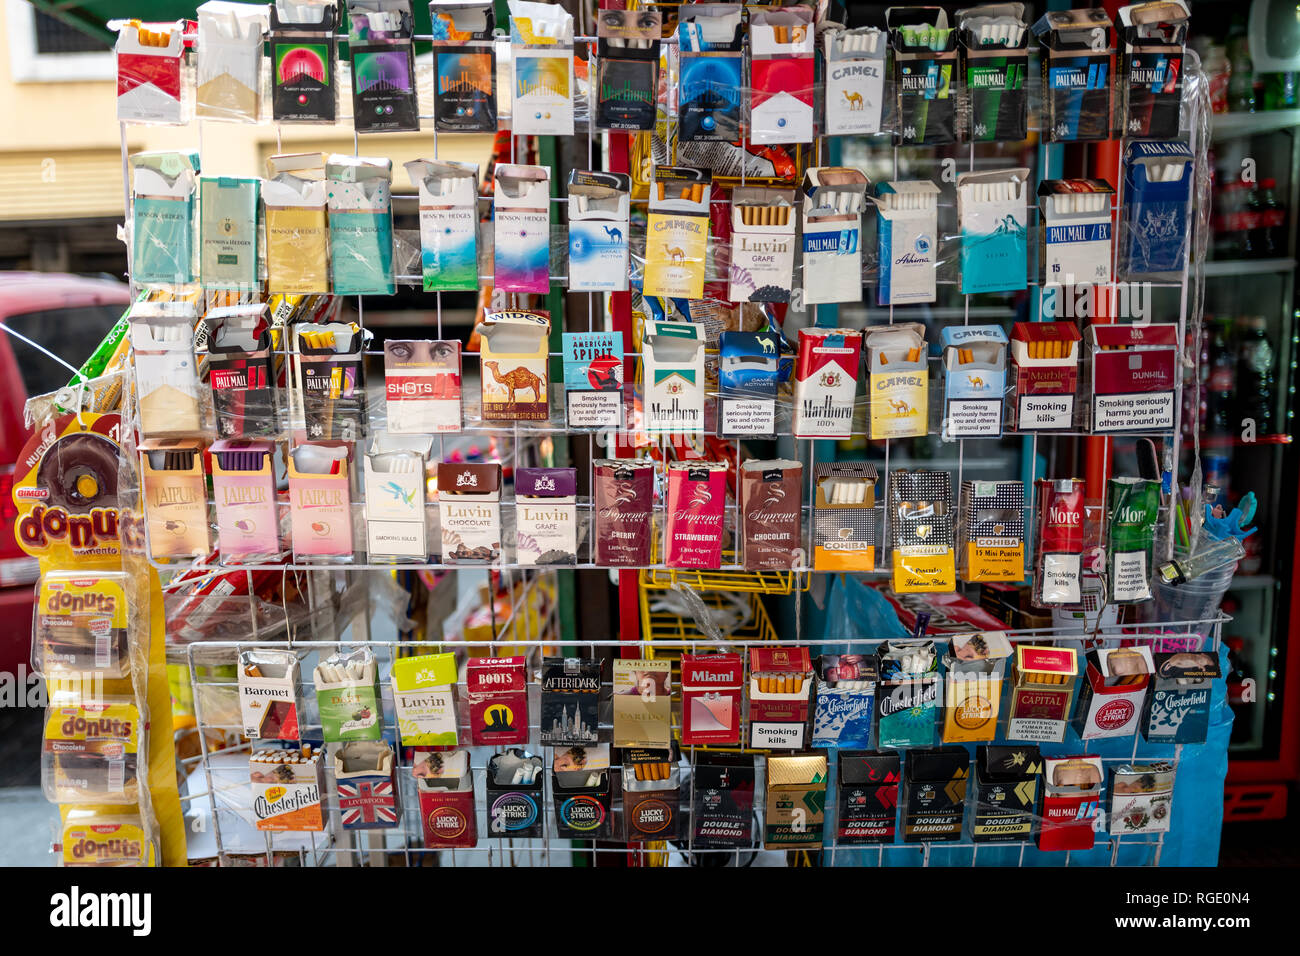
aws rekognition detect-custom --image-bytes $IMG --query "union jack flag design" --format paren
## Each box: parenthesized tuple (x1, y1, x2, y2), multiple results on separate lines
(338, 776, 398, 828)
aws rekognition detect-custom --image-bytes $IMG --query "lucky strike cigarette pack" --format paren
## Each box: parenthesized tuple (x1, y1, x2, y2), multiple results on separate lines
(813, 462, 879, 572)
(748, 646, 812, 749)
(942, 630, 1013, 743)
(1039, 754, 1103, 851)
(1007, 643, 1079, 742)
(551, 744, 613, 839)
(1087, 323, 1178, 433)
(622, 748, 682, 842)
(415, 749, 477, 848)
(793, 327, 862, 439)
(941, 325, 1008, 440)
(1073, 646, 1154, 740)
(485, 749, 545, 839)
(1010, 320, 1082, 430)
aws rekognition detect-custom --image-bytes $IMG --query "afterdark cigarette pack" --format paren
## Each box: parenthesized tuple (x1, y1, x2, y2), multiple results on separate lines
(466, 657, 528, 745)
(764, 753, 827, 849)
(837, 751, 900, 844)
(902, 746, 969, 843)
(813, 462, 878, 572)
(1039, 755, 1103, 851)
(680, 653, 744, 746)
(971, 744, 1042, 842)
(238, 649, 301, 740)
(1007, 644, 1079, 742)
(415, 749, 477, 849)
(1010, 320, 1082, 430)
(1073, 647, 1154, 740)
(1086, 323, 1178, 433)
(748, 647, 813, 750)
(540, 657, 603, 746)
(1143, 651, 1220, 744)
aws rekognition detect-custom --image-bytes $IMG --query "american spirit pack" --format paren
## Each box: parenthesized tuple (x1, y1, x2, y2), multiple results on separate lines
(563, 331, 624, 428)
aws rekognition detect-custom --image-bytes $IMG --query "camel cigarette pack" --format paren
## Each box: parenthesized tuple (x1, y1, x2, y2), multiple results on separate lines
(476, 308, 550, 421)
(959, 480, 1025, 582)
(406, 160, 480, 292)
(813, 461, 878, 571)
(540, 657, 602, 746)
(764, 753, 827, 849)
(727, 187, 797, 304)
(1143, 651, 1220, 744)
(812, 655, 878, 748)
(431, 0, 497, 132)
(719, 331, 779, 436)
(287, 444, 353, 559)
(467, 657, 528, 745)
(1010, 320, 1082, 430)
(1087, 323, 1177, 433)
(250, 748, 325, 831)
(801, 168, 870, 305)
(623, 749, 681, 842)
(867, 324, 929, 440)
(1118, 1, 1188, 140)
(1121, 140, 1192, 277)
(508, 0, 575, 136)
(140, 439, 210, 559)
(748, 6, 815, 144)
(680, 653, 743, 746)
(335, 740, 398, 829)
(391, 652, 458, 747)
(1108, 762, 1174, 835)
(693, 755, 755, 847)
(888, 7, 958, 145)
(941, 325, 1008, 439)
(568, 170, 631, 292)
(552, 744, 612, 838)
(493, 164, 551, 294)
(1032, 9, 1114, 142)
(793, 327, 862, 439)
(486, 750, 545, 838)
(1074, 647, 1154, 740)
(515, 467, 577, 566)
(824, 28, 886, 136)
(346, 0, 419, 133)
(384, 339, 462, 434)
(238, 649, 301, 740)
(364, 434, 430, 560)
(957, 168, 1030, 294)
(415, 749, 476, 848)
(677, 5, 744, 141)
(1039, 755, 1103, 850)
(902, 746, 969, 842)
(972, 744, 1042, 842)
(269, 0, 337, 122)
(644, 167, 711, 299)
(594, 8, 660, 131)
(613, 659, 672, 748)
(643, 320, 705, 433)
(959, 3, 1030, 142)
(942, 631, 1012, 743)
(837, 751, 900, 844)
(436, 462, 501, 564)
(563, 331, 624, 428)
(748, 646, 812, 749)
(1038, 179, 1114, 289)
(1007, 644, 1078, 742)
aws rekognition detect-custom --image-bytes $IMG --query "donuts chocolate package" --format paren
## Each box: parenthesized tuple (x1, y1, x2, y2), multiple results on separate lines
(592, 459, 653, 566)
(35, 572, 132, 680)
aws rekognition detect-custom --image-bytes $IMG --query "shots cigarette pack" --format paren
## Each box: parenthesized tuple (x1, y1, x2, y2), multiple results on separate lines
(1039, 755, 1103, 851)
(1120, 140, 1193, 277)
(485, 749, 545, 838)
(643, 321, 706, 433)
(876, 639, 940, 748)
(1108, 761, 1175, 835)
(693, 755, 756, 847)
(1117, 2, 1189, 140)
(238, 649, 301, 740)
(719, 331, 780, 436)
(728, 188, 797, 304)
(867, 324, 929, 440)
(1143, 651, 1220, 744)
(508, 0, 575, 136)
(887, 7, 958, 146)
(287, 444, 352, 560)
(1106, 477, 1161, 603)
(594, 8, 660, 131)
(800, 168, 870, 305)
(941, 325, 1008, 439)
(1073, 647, 1154, 740)
(1007, 643, 1079, 742)
(958, 3, 1030, 142)
(739, 459, 803, 570)
(1010, 320, 1082, 430)
(415, 749, 476, 848)
(405, 160, 480, 292)
(515, 467, 577, 566)
(813, 462, 878, 571)
(959, 479, 1025, 582)
(680, 653, 744, 746)
(623, 749, 681, 842)
(1038, 179, 1114, 290)
(1034, 478, 1085, 607)
(568, 170, 631, 292)
(132, 303, 202, 438)
(677, 4, 744, 141)
(492, 165, 552, 294)
(540, 657, 603, 746)
(430, 0, 497, 132)
(664, 461, 727, 569)
(391, 652, 458, 747)
(363, 434, 430, 560)
(613, 658, 672, 748)
(34, 574, 130, 680)
(764, 753, 827, 849)
(793, 327, 862, 439)
(890, 470, 956, 594)
(210, 439, 279, 559)
(592, 459, 654, 566)
(313, 649, 381, 742)
(942, 630, 1013, 743)
(437, 462, 501, 564)
(956, 169, 1030, 294)
(466, 656, 528, 745)
(971, 744, 1042, 842)
(748, 647, 813, 750)
(563, 331, 624, 428)
(812, 654, 878, 748)
(250, 746, 325, 831)
(876, 181, 941, 305)
(476, 308, 551, 421)
(551, 744, 612, 838)
(140, 439, 210, 559)
(335, 740, 398, 829)
(823, 28, 886, 136)
(902, 746, 969, 843)
(748, 6, 815, 144)
(1032, 9, 1114, 142)
(837, 751, 900, 844)
(1087, 323, 1178, 433)
(269, 0, 338, 123)
(644, 167, 712, 299)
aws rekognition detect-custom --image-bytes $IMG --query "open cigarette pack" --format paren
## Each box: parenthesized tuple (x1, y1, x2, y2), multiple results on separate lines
(728, 187, 797, 304)
(430, 0, 497, 132)
(1039, 755, 1103, 851)
(508, 0, 575, 136)
(876, 181, 941, 305)
(801, 168, 870, 305)
(902, 746, 969, 842)
(415, 749, 476, 848)
(622, 747, 681, 842)
(594, 8, 660, 131)
(1143, 651, 1220, 744)
(406, 160, 480, 292)
(876, 639, 940, 748)
(613, 658, 672, 748)
(958, 3, 1030, 142)
(475, 308, 551, 421)
(1073, 646, 1154, 740)
(141, 439, 210, 559)
(823, 27, 886, 136)
(1120, 140, 1193, 278)
(131, 151, 199, 285)
(200, 174, 259, 289)
(1117, 1, 1189, 140)
(764, 753, 827, 849)
(197, 2, 269, 122)
(693, 754, 756, 847)
(890, 470, 956, 593)
(294, 322, 367, 442)
(1038, 179, 1114, 291)
(748, 6, 815, 144)
(264, 153, 329, 293)
(238, 649, 302, 740)
(887, 7, 959, 146)
(1007, 643, 1079, 742)
(942, 630, 1013, 743)
(314, 648, 381, 741)
(515, 467, 577, 566)
(793, 327, 862, 439)
(813, 461, 878, 572)
(345, 0, 419, 133)
(1108, 761, 1175, 835)
(288, 443, 353, 560)
(210, 439, 279, 559)
(269, 0, 339, 122)
(567, 170, 631, 292)
(1086, 323, 1178, 433)
(644, 167, 712, 299)
(867, 324, 929, 440)
(335, 740, 398, 829)
(972, 744, 1042, 842)
(437, 462, 501, 564)
(837, 751, 900, 844)
(115, 20, 188, 123)
(748, 646, 812, 749)
(250, 745, 325, 831)
(959, 479, 1025, 582)
(956, 169, 1030, 294)
(1010, 320, 1082, 430)
(677, 4, 745, 141)
(643, 321, 706, 434)
(326, 155, 394, 295)
(364, 434, 431, 560)
(941, 325, 1008, 439)
(1032, 9, 1114, 142)
(551, 744, 612, 838)
(493, 165, 552, 294)
(131, 302, 203, 438)
(812, 654, 877, 748)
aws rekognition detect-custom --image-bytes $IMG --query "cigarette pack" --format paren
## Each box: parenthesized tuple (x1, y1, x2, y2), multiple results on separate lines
(876, 640, 940, 748)
(1010, 320, 1082, 430)
(475, 308, 551, 421)
(728, 187, 797, 304)
(335, 740, 399, 829)
(406, 160, 480, 292)
(739, 459, 802, 570)
(1117, 1, 1188, 140)
(269, 0, 338, 122)
(288, 444, 353, 560)
(493, 165, 552, 294)
(515, 467, 577, 566)
(623, 749, 681, 842)
(812, 655, 877, 748)
(957, 169, 1030, 294)
(1007, 643, 1079, 742)
(238, 649, 301, 740)
(887, 7, 958, 146)
(563, 331, 624, 428)
(385, 339, 462, 433)
(1039, 755, 1103, 851)
(1108, 761, 1175, 835)
(205, 305, 278, 438)
(748, 6, 815, 144)
(391, 652, 458, 747)
(264, 153, 329, 293)
(680, 653, 744, 746)
(430, 0, 497, 132)
(314, 649, 381, 742)
(644, 167, 712, 299)
(793, 327, 862, 439)
(693, 754, 756, 847)
(801, 168, 870, 305)
(1106, 477, 1161, 603)
(971, 744, 1042, 842)
(131, 303, 202, 438)
(941, 325, 1009, 439)
(551, 744, 612, 838)
(250, 747, 325, 831)
(1087, 323, 1178, 433)
(1073, 646, 1154, 740)
(364, 434, 430, 560)
(942, 630, 1012, 743)
(765, 753, 827, 849)
(415, 749, 477, 848)
(1034, 478, 1085, 607)
(35, 573, 130, 680)
(42, 699, 141, 804)
(485, 749, 545, 838)
(876, 181, 940, 305)
(891, 470, 956, 593)
(199, 175, 260, 290)
(1121, 140, 1193, 277)
(210, 439, 279, 559)
(592, 459, 654, 566)
(140, 439, 210, 559)
(540, 657, 603, 746)
(1038, 179, 1115, 291)
(131, 151, 199, 285)
(959, 480, 1025, 582)
(1143, 651, 1220, 744)
(719, 331, 780, 435)
(294, 322, 367, 442)
(867, 324, 929, 440)
(567, 170, 631, 292)
(677, 5, 744, 141)
(115, 21, 187, 123)
(508, 0, 575, 136)
(1032, 9, 1114, 142)
(824, 28, 887, 136)
(664, 461, 727, 569)
(594, 8, 660, 131)
(346, 0, 419, 133)
(902, 746, 969, 843)
(643, 321, 706, 433)
(326, 154, 395, 295)
(837, 751, 900, 844)
(813, 462, 878, 571)
(613, 658, 672, 748)
(748, 646, 813, 749)
(958, 3, 1030, 142)
(466, 657, 529, 746)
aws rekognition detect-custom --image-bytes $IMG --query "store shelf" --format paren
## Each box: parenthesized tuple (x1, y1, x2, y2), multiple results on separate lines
(1203, 258, 1297, 278)
(1211, 109, 1300, 141)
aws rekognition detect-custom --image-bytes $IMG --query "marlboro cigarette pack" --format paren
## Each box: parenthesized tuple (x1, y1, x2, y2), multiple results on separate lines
(140, 439, 210, 559)
(876, 639, 940, 748)
(693, 755, 756, 847)
(1087, 323, 1178, 433)
(552, 744, 612, 839)
(1074, 646, 1154, 740)
(813, 462, 879, 572)
(335, 740, 398, 829)
(466, 657, 528, 745)
(728, 188, 797, 304)
(364, 434, 430, 560)
(238, 650, 301, 741)
(622, 748, 681, 842)
(1010, 320, 1082, 430)
(437, 462, 501, 564)
(1039, 755, 1103, 851)
(902, 746, 969, 843)
(644, 167, 712, 299)
(1032, 9, 1114, 143)
(971, 744, 1042, 842)
(540, 657, 603, 746)
(867, 324, 929, 440)
(765, 753, 827, 849)
(643, 321, 706, 433)
(1117, 1, 1188, 140)
(430, 0, 497, 132)
(876, 181, 941, 305)
(1143, 651, 1220, 744)
(508, 0, 575, 136)
(680, 653, 744, 746)
(475, 308, 551, 421)
(793, 327, 862, 439)
(1038, 179, 1115, 290)
(801, 168, 870, 305)
(563, 331, 624, 429)
(824, 28, 886, 137)
(957, 169, 1030, 294)
(719, 331, 780, 436)
(1106, 477, 1161, 603)
(1121, 140, 1193, 277)
(1007, 643, 1079, 742)
(837, 751, 900, 844)
(959, 480, 1025, 582)
(890, 470, 956, 594)
(346, 0, 419, 133)
(594, 8, 660, 131)
(287, 444, 353, 560)
(415, 749, 476, 848)
(391, 652, 458, 747)
(493, 165, 552, 294)
(1034, 478, 1085, 607)
(613, 659, 672, 748)
(677, 4, 744, 141)
(748, 647, 813, 749)
(115, 20, 187, 123)
(35, 573, 131, 680)
(406, 160, 480, 292)
(812, 655, 877, 748)
(250, 746, 325, 831)
(1108, 761, 1175, 835)
(942, 630, 1013, 743)
(958, 3, 1030, 142)
(486, 749, 545, 838)
(567, 170, 631, 292)
(515, 467, 577, 566)
(293, 322, 368, 443)
(887, 7, 958, 146)
(748, 6, 815, 144)
(269, 0, 338, 123)
(941, 325, 1008, 439)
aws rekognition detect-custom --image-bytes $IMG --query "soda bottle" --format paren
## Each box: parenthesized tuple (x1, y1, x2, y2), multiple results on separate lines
(1205, 317, 1236, 438)
(1236, 315, 1275, 435)
(1247, 179, 1285, 258)
(1227, 20, 1256, 112)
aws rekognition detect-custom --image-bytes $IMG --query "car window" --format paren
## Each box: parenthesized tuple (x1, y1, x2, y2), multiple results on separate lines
(3, 304, 125, 399)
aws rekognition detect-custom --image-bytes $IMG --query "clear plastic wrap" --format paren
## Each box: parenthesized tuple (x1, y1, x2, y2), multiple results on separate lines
(677, 4, 744, 142)
(890, 470, 956, 593)
(195, 1, 268, 122)
(1033, 8, 1115, 142)
(748, 6, 814, 144)
(57, 806, 156, 867)
(313, 647, 382, 741)
(199, 175, 260, 290)
(114, 20, 190, 125)
(203, 304, 279, 438)
(823, 27, 887, 137)
(866, 324, 929, 440)
(940, 325, 1010, 440)
(269, 0, 339, 123)
(130, 151, 199, 286)
(263, 153, 330, 294)
(957, 3, 1030, 142)
(644, 167, 712, 300)
(33, 571, 133, 681)
(888, 7, 959, 146)
(42, 695, 142, 805)
(594, 8, 660, 132)
(492, 164, 552, 294)
(237, 648, 303, 740)
(287, 444, 354, 560)
(475, 308, 551, 421)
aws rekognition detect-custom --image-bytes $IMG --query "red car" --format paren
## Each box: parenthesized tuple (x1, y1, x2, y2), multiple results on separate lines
(0, 273, 131, 681)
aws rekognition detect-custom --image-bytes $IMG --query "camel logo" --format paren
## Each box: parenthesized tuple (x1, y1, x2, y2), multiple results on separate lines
(756, 334, 776, 354)
(483, 361, 543, 403)
(968, 376, 986, 389)
(842, 89, 864, 111)
(889, 399, 911, 415)
(603, 224, 623, 243)
(663, 244, 687, 265)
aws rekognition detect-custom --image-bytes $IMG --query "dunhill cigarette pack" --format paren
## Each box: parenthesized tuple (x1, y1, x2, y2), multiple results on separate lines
(972, 744, 1042, 842)
(680, 653, 743, 746)
(552, 744, 612, 839)
(1143, 651, 1220, 744)
(765, 753, 827, 849)
(466, 657, 528, 745)
(748, 646, 813, 749)
(540, 657, 603, 746)
(391, 652, 458, 747)
(902, 746, 969, 843)
(837, 751, 900, 844)
(1108, 761, 1174, 835)
(1007, 644, 1079, 742)
(1073, 647, 1154, 740)
(1039, 755, 1103, 851)
(1087, 323, 1178, 433)
(415, 749, 477, 849)
(693, 754, 756, 847)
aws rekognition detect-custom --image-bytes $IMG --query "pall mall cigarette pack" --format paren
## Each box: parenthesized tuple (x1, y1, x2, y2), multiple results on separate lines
(876, 181, 941, 305)
(1010, 320, 1082, 430)
(643, 320, 706, 433)
(902, 746, 969, 843)
(251, 747, 325, 831)
(1038, 754, 1103, 851)
(887, 6, 958, 146)
(1087, 323, 1178, 433)
(205, 307, 278, 438)
(238, 649, 301, 740)
(568, 170, 631, 292)
(942, 630, 1013, 743)
(364, 434, 430, 560)
(1121, 140, 1193, 277)
(680, 653, 744, 746)
(508, 0, 575, 135)
(391, 652, 458, 747)
(437, 462, 502, 564)
(813, 462, 878, 572)
(971, 744, 1042, 843)
(415, 749, 476, 849)
(406, 160, 480, 292)
(1032, 9, 1114, 143)
(837, 751, 900, 844)
(959, 479, 1025, 583)
(941, 324, 1008, 439)
(1117, 1, 1189, 140)
(748, 6, 815, 143)
(824, 28, 886, 136)
(466, 657, 528, 745)
(719, 331, 780, 436)
(1143, 650, 1220, 744)
(867, 324, 929, 440)
(1073, 646, 1154, 740)
(959, 3, 1030, 142)
(800, 168, 870, 305)
(748, 647, 813, 749)
(765, 753, 827, 849)
(475, 308, 551, 421)
(1108, 761, 1175, 835)
(644, 167, 712, 299)
(1007, 643, 1079, 742)
(613, 658, 672, 748)
(728, 187, 798, 304)
(1038, 179, 1115, 291)
(493, 165, 552, 294)
(793, 327, 862, 438)
(563, 330, 624, 428)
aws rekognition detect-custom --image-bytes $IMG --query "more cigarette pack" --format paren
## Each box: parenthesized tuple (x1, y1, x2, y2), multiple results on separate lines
(813, 462, 878, 572)
(1108, 762, 1175, 835)
(406, 160, 480, 292)
(613, 659, 672, 748)
(800, 168, 870, 305)
(238, 649, 301, 740)
(1010, 320, 1082, 430)
(1033, 478, 1085, 607)
(1032, 9, 1114, 142)
(812, 654, 877, 748)
(876, 639, 940, 748)
(250, 746, 325, 831)
(552, 744, 612, 838)
(959, 3, 1030, 142)
(1106, 477, 1160, 604)
(823, 28, 886, 136)
(876, 181, 940, 305)
(1039, 755, 1103, 851)
(793, 327, 862, 439)
(728, 188, 797, 304)
(867, 324, 929, 440)
(493, 165, 552, 294)
(567, 170, 631, 292)
(959, 479, 1025, 582)
(623, 748, 681, 842)
(515, 467, 577, 566)
(1117, 1, 1188, 140)
(1038, 179, 1114, 290)
(1087, 323, 1178, 433)
(902, 746, 969, 843)
(486, 749, 545, 838)
(680, 653, 743, 746)
(1073, 646, 1154, 740)
(335, 740, 398, 829)
(942, 630, 1013, 743)
(563, 331, 624, 428)
(644, 167, 711, 299)
(140, 439, 210, 559)
(748, 6, 815, 144)
(364, 434, 430, 560)
(287, 444, 353, 560)
(508, 0, 575, 136)
(1143, 651, 1220, 744)
(748, 647, 813, 749)
(719, 331, 780, 436)
(887, 7, 958, 146)
(475, 308, 551, 421)
(1007, 643, 1079, 742)
(837, 751, 900, 844)
(764, 753, 827, 849)
(466, 656, 528, 745)
(643, 321, 706, 433)
(540, 657, 603, 746)
(890, 470, 956, 593)
(971, 744, 1042, 842)
(415, 749, 476, 848)
(391, 652, 458, 747)
(941, 325, 1008, 439)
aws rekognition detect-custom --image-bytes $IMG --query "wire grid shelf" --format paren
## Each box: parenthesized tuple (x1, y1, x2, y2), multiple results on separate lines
(641, 589, 778, 663)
